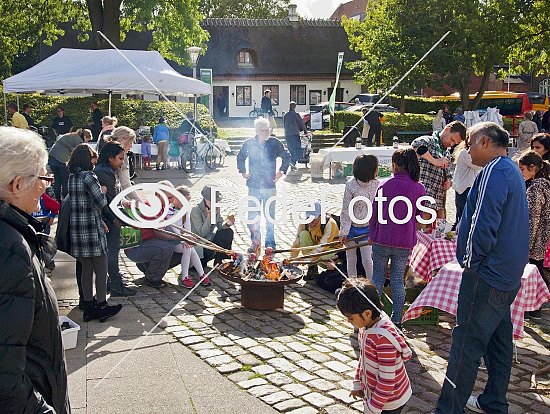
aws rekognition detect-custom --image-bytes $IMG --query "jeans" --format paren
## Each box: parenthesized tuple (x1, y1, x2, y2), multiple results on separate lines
(435, 268, 519, 414)
(247, 187, 277, 249)
(285, 135, 301, 165)
(124, 238, 175, 283)
(371, 244, 411, 324)
(49, 157, 69, 201)
(105, 219, 123, 287)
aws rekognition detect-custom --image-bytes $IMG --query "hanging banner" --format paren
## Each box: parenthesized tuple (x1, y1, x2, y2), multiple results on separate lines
(200, 69, 213, 113)
(328, 52, 344, 116)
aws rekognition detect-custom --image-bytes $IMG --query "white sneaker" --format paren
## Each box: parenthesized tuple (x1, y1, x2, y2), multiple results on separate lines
(466, 396, 485, 413)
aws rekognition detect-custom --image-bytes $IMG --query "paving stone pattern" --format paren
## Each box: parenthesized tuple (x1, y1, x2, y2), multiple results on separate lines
(58, 156, 550, 413)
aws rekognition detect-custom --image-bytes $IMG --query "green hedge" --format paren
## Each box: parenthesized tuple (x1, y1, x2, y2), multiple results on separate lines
(331, 112, 434, 145)
(2, 93, 215, 132)
(388, 95, 460, 114)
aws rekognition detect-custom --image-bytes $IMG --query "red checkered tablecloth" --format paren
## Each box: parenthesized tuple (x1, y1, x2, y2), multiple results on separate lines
(403, 260, 550, 339)
(407, 231, 457, 282)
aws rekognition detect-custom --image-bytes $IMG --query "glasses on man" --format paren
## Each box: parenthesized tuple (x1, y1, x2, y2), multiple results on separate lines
(37, 175, 54, 185)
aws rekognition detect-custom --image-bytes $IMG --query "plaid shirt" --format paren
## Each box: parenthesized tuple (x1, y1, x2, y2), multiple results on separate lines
(411, 132, 452, 210)
(68, 170, 107, 257)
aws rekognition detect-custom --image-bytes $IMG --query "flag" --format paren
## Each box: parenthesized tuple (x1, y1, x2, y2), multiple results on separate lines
(328, 52, 344, 116)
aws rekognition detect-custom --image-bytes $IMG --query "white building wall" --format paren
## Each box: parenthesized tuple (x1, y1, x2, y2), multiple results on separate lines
(217, 79, 361, 117)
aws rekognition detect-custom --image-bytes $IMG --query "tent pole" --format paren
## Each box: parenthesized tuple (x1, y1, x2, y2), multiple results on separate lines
(3, 93, 7, 126)
(108, 90, 112, 117)
(16, 94, 19, 111)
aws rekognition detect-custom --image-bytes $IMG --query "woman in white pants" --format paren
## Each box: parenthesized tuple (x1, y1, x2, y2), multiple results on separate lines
(169, 186, 210, 288)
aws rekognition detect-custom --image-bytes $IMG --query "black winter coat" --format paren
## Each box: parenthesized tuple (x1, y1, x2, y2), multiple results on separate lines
(0, 202, 70, 414)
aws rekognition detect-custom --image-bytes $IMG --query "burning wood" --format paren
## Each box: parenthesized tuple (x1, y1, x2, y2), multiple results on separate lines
(219, 252, 301, 282)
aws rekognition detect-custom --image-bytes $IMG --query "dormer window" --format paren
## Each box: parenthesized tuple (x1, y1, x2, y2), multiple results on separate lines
(237, 49, 255, 68)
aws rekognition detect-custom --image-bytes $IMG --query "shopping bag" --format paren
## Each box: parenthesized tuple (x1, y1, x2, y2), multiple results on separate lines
(55, 195, 72, 255)
(543, 240, 550, 268)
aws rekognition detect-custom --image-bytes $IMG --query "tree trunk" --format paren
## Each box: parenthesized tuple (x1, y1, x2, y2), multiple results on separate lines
(86, 0, 104, 49)
(471, 65, 493, 110)
(459, 77, 470, 111)
(101, 0, 122, 48)
(399, 94, 405, 115)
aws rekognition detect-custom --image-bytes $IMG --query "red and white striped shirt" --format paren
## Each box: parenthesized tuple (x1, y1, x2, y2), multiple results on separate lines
(353, 319, 412, 414)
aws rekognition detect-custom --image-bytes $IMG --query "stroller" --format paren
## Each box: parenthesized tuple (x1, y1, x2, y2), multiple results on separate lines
(296, 131, 313, 167)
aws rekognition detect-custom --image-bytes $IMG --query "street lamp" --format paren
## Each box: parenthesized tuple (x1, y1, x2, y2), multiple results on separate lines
(187, 46, 202, 123)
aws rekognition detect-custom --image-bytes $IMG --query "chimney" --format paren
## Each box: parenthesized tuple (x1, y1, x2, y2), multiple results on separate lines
(288, 4, 299, 27)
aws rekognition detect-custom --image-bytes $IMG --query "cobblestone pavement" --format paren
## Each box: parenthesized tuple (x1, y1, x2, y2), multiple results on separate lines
(63, 156, 550, 413)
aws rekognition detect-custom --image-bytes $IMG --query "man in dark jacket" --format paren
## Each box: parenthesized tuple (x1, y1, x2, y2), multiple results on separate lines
(435, 122, 530, 414)
(363, 108, 383, 147)
(237, 117, 290, 250)
(283, 101, 307, 170)
(261, 89, 275, 130)
(88, 101, 103, 141)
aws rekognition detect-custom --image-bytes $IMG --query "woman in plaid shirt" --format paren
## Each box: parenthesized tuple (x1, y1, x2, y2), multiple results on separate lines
(68, 144, 122, 323)
(411, 121, 466, 218)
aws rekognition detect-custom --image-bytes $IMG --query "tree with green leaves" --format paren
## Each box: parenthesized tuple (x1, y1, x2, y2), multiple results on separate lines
(199, 0, 291, 18)
(81, 0, 209, 65)
(342, 0, 437, 113)
(0, 1, 80, 78)
(344, 0, 528, 111)
(508, 0, 550, 78)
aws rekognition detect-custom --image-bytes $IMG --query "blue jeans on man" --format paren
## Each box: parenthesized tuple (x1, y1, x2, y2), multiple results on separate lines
(435, 268, 519, 414)
(247, 187, 277, 249)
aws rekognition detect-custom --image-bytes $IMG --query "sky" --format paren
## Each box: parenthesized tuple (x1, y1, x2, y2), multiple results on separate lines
(291, 0, 343, 19)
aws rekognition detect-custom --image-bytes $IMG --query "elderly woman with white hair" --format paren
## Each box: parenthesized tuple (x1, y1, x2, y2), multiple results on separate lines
(111, 126, 143, 202)
(0, 127, 70, 413)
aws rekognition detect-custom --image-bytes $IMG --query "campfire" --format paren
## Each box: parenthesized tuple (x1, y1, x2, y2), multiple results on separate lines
(219, 252, 301, 282)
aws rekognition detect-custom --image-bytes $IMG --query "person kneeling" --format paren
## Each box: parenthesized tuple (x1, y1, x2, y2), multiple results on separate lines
(290, 202, 340, 280)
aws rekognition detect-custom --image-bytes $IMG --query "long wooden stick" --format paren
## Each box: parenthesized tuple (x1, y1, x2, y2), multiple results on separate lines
(170, 223, 233, 254)
(287, 240, 372, 263)
(272, 235, 365, 254)
(155, 228, 233, 255)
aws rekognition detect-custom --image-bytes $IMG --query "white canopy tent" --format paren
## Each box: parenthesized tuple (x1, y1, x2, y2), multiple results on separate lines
(2, 48, 211, 123)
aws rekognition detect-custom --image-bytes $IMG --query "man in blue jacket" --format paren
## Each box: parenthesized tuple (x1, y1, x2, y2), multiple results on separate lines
(153, 117, 170, 170)
(237, 117, 290, 250)
(435, 122, 529, 414)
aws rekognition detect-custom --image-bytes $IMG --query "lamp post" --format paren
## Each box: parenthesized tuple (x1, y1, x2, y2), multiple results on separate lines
(187, 46, 202, 124)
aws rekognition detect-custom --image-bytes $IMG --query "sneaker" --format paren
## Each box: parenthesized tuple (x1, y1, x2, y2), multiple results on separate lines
(290, 164, 297, 171)
(201, 276, 212, 286)
(146, 280, 168, 289)
(110, 284, 137, 297)
(179, 277, 194, 289)
(466, 396, 485, 413)
(526, 309, 542, 320)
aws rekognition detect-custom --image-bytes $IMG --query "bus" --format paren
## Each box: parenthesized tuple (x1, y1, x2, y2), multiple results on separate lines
(433, 91, 549, 116)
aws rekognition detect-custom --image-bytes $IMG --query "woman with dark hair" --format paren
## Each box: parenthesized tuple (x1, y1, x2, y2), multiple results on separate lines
(369, 148, 426, 329)
(530, 133, 550, 161)
(95, 141, 136, 296)
(0, 127, 69, 413)
(518, 150, 550, 319)
(68, 144, 122, 322)
(48, 128, 92, 201)
(339, 154, 380, 278)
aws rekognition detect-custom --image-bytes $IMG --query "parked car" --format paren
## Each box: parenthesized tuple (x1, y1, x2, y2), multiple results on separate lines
(300, 101, 353, 128)
(346, 103, 399, 113)
(349, 93, 393, 107)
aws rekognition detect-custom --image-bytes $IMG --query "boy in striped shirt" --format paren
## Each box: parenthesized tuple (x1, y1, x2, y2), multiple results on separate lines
(337, 278, 412, 414)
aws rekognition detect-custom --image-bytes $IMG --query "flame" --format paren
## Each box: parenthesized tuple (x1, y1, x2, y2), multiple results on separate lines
(265, 260, 280, 281)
